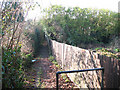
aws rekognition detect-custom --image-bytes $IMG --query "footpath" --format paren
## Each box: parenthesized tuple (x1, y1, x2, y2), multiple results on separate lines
(24, 41, 77, 89)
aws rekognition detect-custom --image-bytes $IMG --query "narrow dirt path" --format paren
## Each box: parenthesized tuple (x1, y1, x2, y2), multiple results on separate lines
(37, 41, 57, 88)
(24, 41, 78, 89)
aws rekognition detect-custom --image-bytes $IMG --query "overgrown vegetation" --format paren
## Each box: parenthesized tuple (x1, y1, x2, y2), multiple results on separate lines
(95, 47, 120, 59)
(1, 1, 41, 88)
(40, 5, 119, 48)
(30, 26, 45, 57)
(48, 56, 70, 83)
(1, 2, 25, 88)
(48, 56, 59, 66)
(1, 2, 120, 89)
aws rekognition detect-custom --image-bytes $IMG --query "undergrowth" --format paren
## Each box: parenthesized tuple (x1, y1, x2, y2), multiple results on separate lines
(95, 47, 120, 59)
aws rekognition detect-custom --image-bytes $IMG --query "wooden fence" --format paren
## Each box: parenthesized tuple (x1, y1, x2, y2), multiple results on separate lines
(46, 35, 120, 88)
(99, 55, 120, 88)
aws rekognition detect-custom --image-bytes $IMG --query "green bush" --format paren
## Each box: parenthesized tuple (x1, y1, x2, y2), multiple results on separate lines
(22, 53, 34, 68)
(2, 47, 24, 88)
(1, 2, 40, 88)
(40, 5, 118, 47)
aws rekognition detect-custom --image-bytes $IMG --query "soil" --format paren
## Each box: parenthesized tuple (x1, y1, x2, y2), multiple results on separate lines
(24, 41, 78, 89)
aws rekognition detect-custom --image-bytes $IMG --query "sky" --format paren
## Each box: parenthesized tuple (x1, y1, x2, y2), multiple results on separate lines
(25, 0, 120, 20)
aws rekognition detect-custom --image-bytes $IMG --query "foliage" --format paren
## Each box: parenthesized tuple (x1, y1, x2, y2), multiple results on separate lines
(20, 20, 35, 55)
(1, 2, 25, 88)
(1, 1, 39, 88)
(113, 48, 120, 52)
(33, 28, 43, 57)
(2, 46, 24, 88)
(48, 56, 55, 62)
(95, 47, 120, 59)
(22, 53, 34, 68)
(1, 2, 24, 49)
(48, 56, 61, 68)
(27, 25, 45, 57)
(40, 5, 118, 47)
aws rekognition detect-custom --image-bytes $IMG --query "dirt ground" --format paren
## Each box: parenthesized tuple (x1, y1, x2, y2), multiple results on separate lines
(24, 41, 78, 89)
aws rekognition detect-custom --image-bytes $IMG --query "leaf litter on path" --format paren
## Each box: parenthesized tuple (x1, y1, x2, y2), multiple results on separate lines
(24, 41, 78, 89)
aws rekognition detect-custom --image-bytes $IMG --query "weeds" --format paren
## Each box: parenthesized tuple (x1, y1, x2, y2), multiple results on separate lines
(95, 47, 120, 59)
(48, 56, 70, 84)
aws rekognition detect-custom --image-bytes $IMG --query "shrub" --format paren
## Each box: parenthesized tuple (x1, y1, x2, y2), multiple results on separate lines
(22, 53, 34, 69)
(2, 47, 24, 88)
(40, 5, 118, 47)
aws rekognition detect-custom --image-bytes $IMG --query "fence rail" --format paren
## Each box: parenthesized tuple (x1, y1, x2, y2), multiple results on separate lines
(45, 33, 120, 88)
(56, 67, 104, 90)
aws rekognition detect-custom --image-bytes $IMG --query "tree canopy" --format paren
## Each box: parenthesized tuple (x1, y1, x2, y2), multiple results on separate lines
(40, 5, 119, 47)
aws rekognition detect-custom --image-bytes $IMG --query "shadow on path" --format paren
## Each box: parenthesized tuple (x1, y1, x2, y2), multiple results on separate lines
(39, 41, 49, 58)
(36, 41, 57, 88)
(24, 40, 77, 88)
